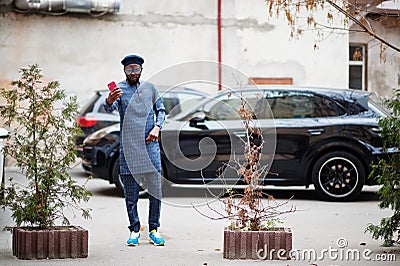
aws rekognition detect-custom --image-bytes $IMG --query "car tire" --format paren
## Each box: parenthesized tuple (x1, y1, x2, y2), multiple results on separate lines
(112, 156, 148, 197)
(311, 151, 365, 201)
(112, 157, 123, 193)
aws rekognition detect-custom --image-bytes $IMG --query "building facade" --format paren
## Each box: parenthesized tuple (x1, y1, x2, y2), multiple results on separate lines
(2, 0, 397, 104)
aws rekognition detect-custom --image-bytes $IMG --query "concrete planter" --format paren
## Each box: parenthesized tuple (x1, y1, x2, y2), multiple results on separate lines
(223, 227, 292, 260)
(12, 226, 88, 260)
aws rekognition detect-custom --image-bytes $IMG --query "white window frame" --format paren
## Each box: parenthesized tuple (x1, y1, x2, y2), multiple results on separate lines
(349, 44, 366, 91)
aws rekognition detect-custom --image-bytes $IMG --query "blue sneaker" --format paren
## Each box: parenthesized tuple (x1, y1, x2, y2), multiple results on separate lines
(148, 230, 165, 246)
(127, 231, 140, 246)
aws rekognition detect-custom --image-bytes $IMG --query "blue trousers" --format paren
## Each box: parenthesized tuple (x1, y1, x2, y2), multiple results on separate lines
(121, 173, 162, 232)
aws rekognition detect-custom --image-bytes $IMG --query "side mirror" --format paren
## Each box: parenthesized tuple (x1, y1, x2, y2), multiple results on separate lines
(189, 112, 208, 129)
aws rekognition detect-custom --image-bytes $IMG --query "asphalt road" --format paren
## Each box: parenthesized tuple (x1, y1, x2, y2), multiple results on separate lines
(0, 165, 399, 266)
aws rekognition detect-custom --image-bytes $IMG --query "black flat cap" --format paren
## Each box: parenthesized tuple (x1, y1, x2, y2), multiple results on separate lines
(121, 54, 144, 66)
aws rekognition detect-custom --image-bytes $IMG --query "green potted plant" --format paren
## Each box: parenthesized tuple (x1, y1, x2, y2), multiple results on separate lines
(194, 93, 295, 260)
(366, 89, 400, 247)
(0, 64, 92, 259)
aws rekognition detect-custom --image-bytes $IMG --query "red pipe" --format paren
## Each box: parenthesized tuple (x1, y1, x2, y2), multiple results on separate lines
(217, 0, 222, 91)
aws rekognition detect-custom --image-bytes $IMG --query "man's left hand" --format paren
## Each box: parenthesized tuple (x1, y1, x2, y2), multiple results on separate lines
(145, 126, 160, 144)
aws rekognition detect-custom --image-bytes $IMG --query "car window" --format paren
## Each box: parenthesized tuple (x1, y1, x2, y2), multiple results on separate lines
(208, 98, 242, 120)
(166, 92, 206, 118)
(333, 98, 367, 115)
(204, 91, 264, 120)
(189, 90, 350, 121)
(266, 91, 314, 118)
(94, 90, 206, 117)
(313, 95, 346, 117)
(79, 93, 100, 116)
(97, 93, 119, 115)
(266, 91, 345, 118)
(368, 94, 391, 116)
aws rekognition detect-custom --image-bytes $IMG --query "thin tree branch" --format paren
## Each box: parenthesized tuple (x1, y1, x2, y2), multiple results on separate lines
(326, 0, 400, 52)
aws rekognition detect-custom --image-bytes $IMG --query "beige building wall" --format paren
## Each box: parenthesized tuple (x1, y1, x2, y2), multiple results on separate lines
(0, 0, 349, 106)
(350, 18, 400, 98)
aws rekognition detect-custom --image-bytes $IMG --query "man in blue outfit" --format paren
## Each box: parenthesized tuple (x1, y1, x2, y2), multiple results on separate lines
(103, 54, 166, 246)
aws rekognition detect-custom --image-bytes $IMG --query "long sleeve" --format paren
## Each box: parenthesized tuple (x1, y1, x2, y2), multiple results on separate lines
(154, 96, 166, 129)
(152, 87, 166, 130)
(102, 98, 118, 113)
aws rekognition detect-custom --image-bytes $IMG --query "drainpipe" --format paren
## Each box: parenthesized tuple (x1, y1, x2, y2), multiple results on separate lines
(217, 0, 222, 91)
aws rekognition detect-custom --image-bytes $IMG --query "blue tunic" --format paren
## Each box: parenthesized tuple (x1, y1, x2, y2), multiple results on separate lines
(103, 80, 166, 175)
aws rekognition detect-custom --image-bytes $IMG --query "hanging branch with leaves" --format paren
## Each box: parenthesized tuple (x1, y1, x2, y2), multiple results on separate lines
(265, 0, 400, 54)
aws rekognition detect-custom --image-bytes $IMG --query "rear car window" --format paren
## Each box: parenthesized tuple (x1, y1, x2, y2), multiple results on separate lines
(96, 92, 119, 115)
(368, 94, 391, 116)
(313, 95, 346, 117)
(79, 93, 100, 116)
(266, 91, 345, 118)
(97, 93, 114, 114)
(334, 98, 368, 115)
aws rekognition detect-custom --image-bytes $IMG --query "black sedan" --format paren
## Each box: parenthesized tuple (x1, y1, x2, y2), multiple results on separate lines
(81, 86, 209, 190)
(82, 86, 393, 201)
(76, 86, 208, 159)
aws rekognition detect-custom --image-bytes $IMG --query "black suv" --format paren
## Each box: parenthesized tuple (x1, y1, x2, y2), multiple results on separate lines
(82, 86, 395, 201)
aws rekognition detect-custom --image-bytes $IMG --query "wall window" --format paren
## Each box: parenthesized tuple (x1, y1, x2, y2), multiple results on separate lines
(349, 44, 366, 90)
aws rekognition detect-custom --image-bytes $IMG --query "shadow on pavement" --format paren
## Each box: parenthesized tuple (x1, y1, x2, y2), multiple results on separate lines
(71, 168, 93, 178)
(162, 186, 380, 202)
(91, 186, 124, 197)
(268, 189, 379, 202)
(73, 168, 380, 202)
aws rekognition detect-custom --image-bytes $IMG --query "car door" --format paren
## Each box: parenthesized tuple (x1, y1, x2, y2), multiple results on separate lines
(262, 90, 345, 185)
(161, 91, 264, 185)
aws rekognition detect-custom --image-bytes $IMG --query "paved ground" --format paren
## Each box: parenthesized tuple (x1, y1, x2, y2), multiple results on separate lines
(0, 165, 399, 266)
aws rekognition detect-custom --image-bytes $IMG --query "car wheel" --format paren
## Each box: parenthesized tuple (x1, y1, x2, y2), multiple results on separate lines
(311, 151, 365, 201)
(112, 157, 123, 193)
(112, 156, 148, 197)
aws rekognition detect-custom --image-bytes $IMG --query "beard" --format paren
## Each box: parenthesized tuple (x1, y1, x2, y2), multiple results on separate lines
(126, 74, 141, 86)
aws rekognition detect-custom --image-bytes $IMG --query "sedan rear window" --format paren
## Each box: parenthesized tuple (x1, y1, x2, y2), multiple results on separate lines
(79, 93, 100, 116)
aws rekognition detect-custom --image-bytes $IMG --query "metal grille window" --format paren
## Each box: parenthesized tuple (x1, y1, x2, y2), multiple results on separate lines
(349, 45, 366, 90)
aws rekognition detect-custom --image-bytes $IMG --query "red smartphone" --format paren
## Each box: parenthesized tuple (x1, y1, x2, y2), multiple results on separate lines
(107, 81, 117, 91)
